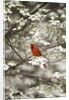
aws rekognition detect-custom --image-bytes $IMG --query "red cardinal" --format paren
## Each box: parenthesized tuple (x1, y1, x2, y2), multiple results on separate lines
(30, 44, 47, 68)
(30, 44, 42, 57)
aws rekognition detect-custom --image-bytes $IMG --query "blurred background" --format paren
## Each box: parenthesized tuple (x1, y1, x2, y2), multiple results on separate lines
(4, 0, 66, 99)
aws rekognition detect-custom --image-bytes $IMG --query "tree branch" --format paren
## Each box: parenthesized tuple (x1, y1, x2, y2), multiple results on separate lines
(6, 71, 64, 85)
(5, 40, 25, 61)
(44, 4, 66, 15)
(5, 4, 65, 38)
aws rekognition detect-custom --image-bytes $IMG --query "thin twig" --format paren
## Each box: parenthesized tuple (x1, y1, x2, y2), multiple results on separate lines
(42, 43, 60, 51)
(5, 40, 24, 61)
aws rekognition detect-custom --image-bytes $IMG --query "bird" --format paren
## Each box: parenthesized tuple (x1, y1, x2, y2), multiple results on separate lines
(30, 44, 42, 57)
(30, 44, 47, 68)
